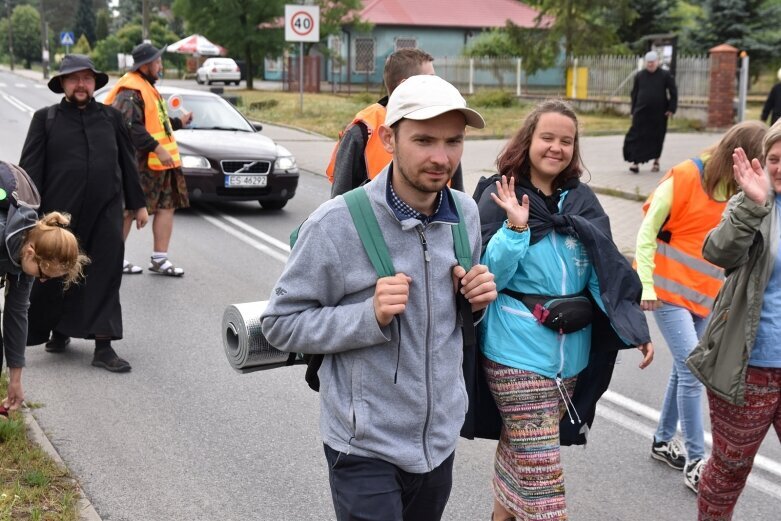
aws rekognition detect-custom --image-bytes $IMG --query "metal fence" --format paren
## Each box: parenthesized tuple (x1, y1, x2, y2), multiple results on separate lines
(430, 54, 711, 103)
(574, 54, 710, 103)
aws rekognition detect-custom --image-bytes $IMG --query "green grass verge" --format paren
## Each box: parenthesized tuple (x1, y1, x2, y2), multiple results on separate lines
(0, 372, 79, 521)
(235, 89, 716, 140)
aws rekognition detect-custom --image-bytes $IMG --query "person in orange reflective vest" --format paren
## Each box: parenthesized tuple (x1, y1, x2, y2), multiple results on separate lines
(634, 121, 767, 493)
(327, 48, 464, 197)
(105, 43, 192, 277)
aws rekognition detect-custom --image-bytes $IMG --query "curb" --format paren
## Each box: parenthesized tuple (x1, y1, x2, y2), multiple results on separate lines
(23, 411, 103, 521)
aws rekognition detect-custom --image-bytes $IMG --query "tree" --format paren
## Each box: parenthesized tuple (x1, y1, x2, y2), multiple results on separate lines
(72, 32, 91, 54)
(463, 28, 526, 85)
(513, 0, 633, 69)
(688, 0, 781, 78)
(311, 0, 370, 54)
(172, 0, 286, 89)
(74, 0, 96, 45)
(617, 0, 682, 52)
(95, 8, 109, 41)
(7, 4, 41, 68)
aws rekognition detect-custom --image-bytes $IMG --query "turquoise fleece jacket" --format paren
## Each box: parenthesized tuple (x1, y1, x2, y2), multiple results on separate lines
(261, 167, 482, 474)
(480, 191, 607, 379)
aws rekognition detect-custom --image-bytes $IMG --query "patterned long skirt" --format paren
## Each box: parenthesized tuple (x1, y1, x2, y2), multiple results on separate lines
(483, 358, 577, 521)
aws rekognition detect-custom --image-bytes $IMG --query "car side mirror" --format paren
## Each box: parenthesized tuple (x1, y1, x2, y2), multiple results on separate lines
(250, 121, 263, 132)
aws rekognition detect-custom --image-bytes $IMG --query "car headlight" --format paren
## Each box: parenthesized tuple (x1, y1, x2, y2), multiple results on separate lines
(274, 155, 297, 171)
(180, 155, 211, 169)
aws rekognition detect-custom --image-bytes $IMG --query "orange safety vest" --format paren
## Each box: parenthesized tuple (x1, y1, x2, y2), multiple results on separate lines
(326, 103, 390, 183)
(104, 72, 181, 170)
(642, 159, 725, 317)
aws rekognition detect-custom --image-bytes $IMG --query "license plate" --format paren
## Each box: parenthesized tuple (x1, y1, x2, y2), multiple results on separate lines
(225, 175, 267, 187)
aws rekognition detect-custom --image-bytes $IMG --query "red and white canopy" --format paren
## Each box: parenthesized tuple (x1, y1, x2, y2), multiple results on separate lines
(166, 34, 226, 56)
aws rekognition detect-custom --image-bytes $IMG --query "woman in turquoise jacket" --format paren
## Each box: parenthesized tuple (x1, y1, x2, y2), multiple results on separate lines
(477, 101, 654, 521)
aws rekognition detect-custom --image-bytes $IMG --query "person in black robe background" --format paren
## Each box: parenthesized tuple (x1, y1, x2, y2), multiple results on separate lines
(19, 55, 148, 372)
(761, 67, 781, 125)
(623, 51, 678, 174)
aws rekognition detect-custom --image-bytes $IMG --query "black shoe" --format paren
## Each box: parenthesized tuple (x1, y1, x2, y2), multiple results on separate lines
(629, 164, 639, 174)
(684, 458, 704, 493)
(45, 335, 71, 353)
(91, 346, 131, 373)
(651, 438, 686, 470)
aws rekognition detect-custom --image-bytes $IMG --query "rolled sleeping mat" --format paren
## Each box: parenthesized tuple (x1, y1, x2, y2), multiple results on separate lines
(222, 301, 295, 373)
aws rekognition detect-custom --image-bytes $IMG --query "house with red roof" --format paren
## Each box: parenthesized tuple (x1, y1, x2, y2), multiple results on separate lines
(331, 0, 545, 86)
(266, 0, 549, 87)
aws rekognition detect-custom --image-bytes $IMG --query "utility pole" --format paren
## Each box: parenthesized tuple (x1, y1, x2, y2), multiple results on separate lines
(39, 0, 48, 79)
(142, 0, 149, 43)
(5, 0, 14, 71)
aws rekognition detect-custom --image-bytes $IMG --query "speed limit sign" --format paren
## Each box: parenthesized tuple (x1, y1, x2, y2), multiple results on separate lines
(285, 4, 320, 43)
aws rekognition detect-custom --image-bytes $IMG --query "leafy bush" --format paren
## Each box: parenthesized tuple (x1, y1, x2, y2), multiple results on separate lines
(91, 34, 122, 71)
(249, 99, 279, 111)
(470, 89, 516, 108)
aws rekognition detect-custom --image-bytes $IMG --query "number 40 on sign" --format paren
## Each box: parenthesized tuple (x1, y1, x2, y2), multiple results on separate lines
(284, 4, 320, 43)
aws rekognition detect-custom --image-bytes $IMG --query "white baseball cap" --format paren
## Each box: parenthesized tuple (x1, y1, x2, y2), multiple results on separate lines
(384, 75, 485, 129)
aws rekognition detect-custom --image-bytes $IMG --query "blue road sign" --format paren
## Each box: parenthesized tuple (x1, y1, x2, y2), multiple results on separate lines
(60, 32, 75, 46)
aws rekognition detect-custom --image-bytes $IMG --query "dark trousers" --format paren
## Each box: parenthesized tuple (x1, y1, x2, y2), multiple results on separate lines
(323, 444, 454, 521)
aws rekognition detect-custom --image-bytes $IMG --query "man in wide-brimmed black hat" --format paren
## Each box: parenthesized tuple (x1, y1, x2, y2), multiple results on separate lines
(105, 43, 192, 278)
(46, 54, 109, 101)
(18, 54, 149, 373)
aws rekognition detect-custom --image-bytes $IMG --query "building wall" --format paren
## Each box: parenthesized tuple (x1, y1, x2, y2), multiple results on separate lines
(331, 25, 479, 87)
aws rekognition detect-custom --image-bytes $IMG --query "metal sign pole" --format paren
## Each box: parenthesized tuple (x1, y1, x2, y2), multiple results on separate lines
(300, 42, 304, 113)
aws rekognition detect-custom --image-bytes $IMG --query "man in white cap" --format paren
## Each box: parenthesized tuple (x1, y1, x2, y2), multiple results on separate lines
(623, 50, 678, 174)
(262, 75, 497, 521)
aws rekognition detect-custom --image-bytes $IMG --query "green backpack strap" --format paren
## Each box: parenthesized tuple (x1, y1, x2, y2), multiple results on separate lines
(449, 191, 473, 271)
(343, 187, 396, 278)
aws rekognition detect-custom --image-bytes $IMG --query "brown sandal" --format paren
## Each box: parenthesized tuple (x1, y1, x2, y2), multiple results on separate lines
(149, 257, 185, 277)
(651, 161, 660, 172)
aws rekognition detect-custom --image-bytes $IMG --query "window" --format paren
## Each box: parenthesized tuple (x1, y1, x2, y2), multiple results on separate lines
(394, 37, 417, 51)
(354, 37, 375, 74)
(265, 57, 281, 72)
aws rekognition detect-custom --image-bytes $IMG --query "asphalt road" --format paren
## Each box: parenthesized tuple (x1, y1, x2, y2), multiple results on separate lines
(0, 70, 779, 520)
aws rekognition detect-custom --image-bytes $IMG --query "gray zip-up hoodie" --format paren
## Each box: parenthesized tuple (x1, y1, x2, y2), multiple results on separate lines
(261, 167, 481, 473)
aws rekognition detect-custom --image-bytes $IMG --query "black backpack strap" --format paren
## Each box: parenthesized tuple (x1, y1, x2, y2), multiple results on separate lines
(45, 105, 58, 136)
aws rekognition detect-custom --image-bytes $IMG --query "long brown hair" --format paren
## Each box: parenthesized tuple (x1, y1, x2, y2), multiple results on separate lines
(24, 212, 89, 288)
(496, 99, 583, 192)
(702, 120, 767, 199)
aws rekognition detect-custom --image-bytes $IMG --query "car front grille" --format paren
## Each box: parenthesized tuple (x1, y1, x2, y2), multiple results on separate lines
(221, 160, 272, 175)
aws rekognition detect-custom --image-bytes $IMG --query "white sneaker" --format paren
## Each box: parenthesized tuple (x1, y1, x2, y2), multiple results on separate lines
(684, 459, 704, 493)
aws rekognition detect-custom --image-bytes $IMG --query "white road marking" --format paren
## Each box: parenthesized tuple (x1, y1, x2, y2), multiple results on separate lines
(597, 403, 781, 499)
(0, 92, 34, 116)
(603, 390, 781, 478)
(14, 83, 26, 88)
(195, 208, 289, 264)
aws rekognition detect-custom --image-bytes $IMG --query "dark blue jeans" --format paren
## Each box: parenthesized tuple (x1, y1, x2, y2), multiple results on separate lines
(323, 444, 455, 521)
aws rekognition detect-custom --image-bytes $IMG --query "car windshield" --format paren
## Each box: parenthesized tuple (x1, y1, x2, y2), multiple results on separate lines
(171, 95, 252, 132)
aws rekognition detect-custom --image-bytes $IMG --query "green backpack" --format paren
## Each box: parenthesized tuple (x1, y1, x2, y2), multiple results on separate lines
(288, 186, 473, 391)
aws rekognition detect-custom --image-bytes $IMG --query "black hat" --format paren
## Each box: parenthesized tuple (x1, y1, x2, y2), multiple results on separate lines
(47, 54, 109, 93)
(130, 43, 166, 72)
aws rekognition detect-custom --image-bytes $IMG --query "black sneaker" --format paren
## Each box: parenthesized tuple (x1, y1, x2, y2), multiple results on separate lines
(684, 459, 704, 493)
(651, 438, 686, 470)
(45, 335, 70, 353)
(91, 346, 131, 373)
